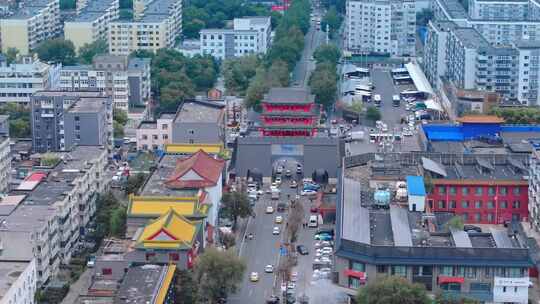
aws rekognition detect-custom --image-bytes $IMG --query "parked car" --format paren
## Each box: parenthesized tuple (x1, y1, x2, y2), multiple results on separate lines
(250, 272, 259, 282)
(301, 189, 317, 196)
(273, 227, 280, 235)
(265, 265, 274, 273)
(315, 233, 333, 241)
(266, 206, 274, 214)
(297, 245, 309, 255)
(290, 180, 298, 188)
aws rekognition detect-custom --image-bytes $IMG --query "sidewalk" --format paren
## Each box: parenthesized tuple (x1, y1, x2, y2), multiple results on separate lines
(60, 269, 93, 304)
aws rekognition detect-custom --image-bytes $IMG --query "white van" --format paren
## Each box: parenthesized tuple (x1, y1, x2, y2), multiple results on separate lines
(308, 215, 318, 228)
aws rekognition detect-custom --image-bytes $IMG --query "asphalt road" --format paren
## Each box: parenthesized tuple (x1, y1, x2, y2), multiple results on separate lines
(370, 69, 407, 129)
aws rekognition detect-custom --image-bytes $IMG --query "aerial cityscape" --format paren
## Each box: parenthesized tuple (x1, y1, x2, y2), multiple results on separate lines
(0, 0, 540, 303)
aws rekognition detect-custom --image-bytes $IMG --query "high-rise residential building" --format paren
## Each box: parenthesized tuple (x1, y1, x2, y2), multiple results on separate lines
(200, 16, 271, 60)
(59, 55, 151, 110)
(0, 0, 61, 55)
(0, 56, 60, 105)
(30, 91, 113, 153)
(423, 21, 457, 89)
(108, 0, 182, 55)
(63, 0, 120, 52)
(345, 0, 416, 57)
(0, 257, 37, 304)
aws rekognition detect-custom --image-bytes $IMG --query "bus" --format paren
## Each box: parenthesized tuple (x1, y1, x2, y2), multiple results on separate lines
(392, 95, 400, 107)
(400, 90, 425, 100)
(373, 94, 382, 107)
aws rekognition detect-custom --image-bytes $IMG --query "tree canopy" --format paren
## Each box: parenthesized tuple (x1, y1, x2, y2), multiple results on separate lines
(366, 106, 381, 121)
(321, 6, 343, 39)
(356, 276, 430, 304)
(78, 39, 108, 64)
(220, 192, 252, 228)
(0, 103, 30, 138)
(194, 248, 246, 303)
(309, 62, 338, 108)
(313, 44, 341, 66)
(489, 107, 540, 124)
(35, 38, 76, 65)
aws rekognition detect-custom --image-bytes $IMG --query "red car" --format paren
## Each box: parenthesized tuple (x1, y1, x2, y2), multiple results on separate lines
(310, 206, 318, 213)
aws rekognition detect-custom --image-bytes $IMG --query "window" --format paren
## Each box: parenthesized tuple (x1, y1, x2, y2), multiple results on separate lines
(142, 135, 148, 140)
(506, 267, 522, 278)
(500, 187, 507, 195)
(487, 213, 494, 222)
(513, 187, 521, 195)
(470, 283, 491, 292)
(436, 200, 446, 209)
(503, 286, 507, 293)
(438, 186, 446, 194)
(376, 265, 388, 273)
(501, 201, 508, 208)
(152, 135, 158, 140)
(488, 187, 496, 195)
(474, 213, 481, 222)
(475, 187, 483, 195)
(461, 201, 469, 208)
(466, 267, 476, 279)
(188, 129, 195, 134)
(440, 266, 453, 276)
(449, 186, 456, 195)
(145, 252, 156, 260)
(461, 187, 469, 195)
(413, 266, 432, 276)
(162, 124, 168, 130)
(475, 201, 482, 208)
(163, 134, 168, 140)
(462, 213, 469, 221)
(349, 277, 362, 289)
(74, 116, 80, 121)
(391, 265, 406, 277)
(512, 201, 521, 209)
(449, 201, 456, 209)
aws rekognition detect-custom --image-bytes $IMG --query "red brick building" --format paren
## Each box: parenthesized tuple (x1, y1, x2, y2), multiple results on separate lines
(260, 87, 320, 137)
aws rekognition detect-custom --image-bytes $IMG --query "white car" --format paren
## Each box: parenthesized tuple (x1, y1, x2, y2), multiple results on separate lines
(266, 206, 274, 214)
(291, 271, 298, 282)
(275, 216, 283, 224)
(301, 189, 317, 196)
(250, 272, 259, 282)
(275, 176, 282, 185)
(265, 265, 274, 273)
(273, 227, 280, 235)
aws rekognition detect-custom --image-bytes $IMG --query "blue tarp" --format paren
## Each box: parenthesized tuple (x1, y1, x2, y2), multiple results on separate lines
(406, 176, 426, 196)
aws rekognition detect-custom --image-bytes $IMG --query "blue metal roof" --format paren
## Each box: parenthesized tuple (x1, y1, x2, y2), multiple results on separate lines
(406, 176, 426, 196)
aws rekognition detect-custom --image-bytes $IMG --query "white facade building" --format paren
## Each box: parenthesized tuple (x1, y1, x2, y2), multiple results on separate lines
(345, 0, 416, 57)
(0, 259, 37, 304)
(200, 16, 271, 60)
(0, 57, 60, 104)
(493, 277, 529, 304)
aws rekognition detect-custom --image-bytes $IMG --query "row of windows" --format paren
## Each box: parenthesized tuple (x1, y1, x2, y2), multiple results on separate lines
(436, 185, 521, 196)
(434, 200, 522, 209)
(141, 134, 168, 140)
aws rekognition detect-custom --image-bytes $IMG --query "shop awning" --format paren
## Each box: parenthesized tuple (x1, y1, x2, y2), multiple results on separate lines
(344, 269, 367, 281)
(438, 276, 464, 284)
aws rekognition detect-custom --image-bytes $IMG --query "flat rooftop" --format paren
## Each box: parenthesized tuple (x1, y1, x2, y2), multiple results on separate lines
(70, 0, 117, 22)
(175, 101, 223, 123)
(0, 261, 32, 299)
(68, 98, 106, 113)
(435, 0, 467, 20)
(139, 0, 178, 23)
(115, 265, 169, 303)
(140, 154, 200, 197)
(6, 0, 51, 19)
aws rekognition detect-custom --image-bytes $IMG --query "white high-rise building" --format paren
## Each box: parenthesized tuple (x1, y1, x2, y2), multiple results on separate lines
(345, 0, 416, 57)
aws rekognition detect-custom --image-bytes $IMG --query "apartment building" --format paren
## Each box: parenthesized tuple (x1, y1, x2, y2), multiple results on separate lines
(0, 56, 60, 104)
(514, 40, 540, 105)
(0, 258, 36, 304)
(0, 0, 61, 55)
(345, 0, 416, 57)
(423, 21, 457, 89)
(529, 148, 540, 231)
(468, 0, 529, 21)
(337, 153, 531, 303)
(108, 0, 182, 55)
(0, 146, 108, 286)
(60, 55, 151, 110)
(200, 17, 271, 60)
(30, 91, 113, 153)
(64, 0, 120, 52)
(0, 136, 10, 194)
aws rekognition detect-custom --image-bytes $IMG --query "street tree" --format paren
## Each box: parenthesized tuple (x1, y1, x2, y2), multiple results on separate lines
(220, 192, 252, 229)
(113, 121, 125, 138)
(5, 48, 18, 64)
(366, 106, 381, 121)
(159, 73, 195, 113)
(245, 68, 269, 110)
(356, 276, 430, 304)
(113, 108, 128, 126)
(223, 55, 260, 95)
(35, 38, 76, 65)
(220, 232, 236, 249)
(109, 206, 126, 237)
(194, 248, 246, 303)
(313, 44, 341, 66)
(124, 173, 147, 195)
(346, 101, 363, 114)
(78, 39, 108, 64)
(309, 62, 338, 108)
(287, 199, 305, 243)
(267, 59, 290, 87)
(435, 293, 479, 304)
(321, 6, 343, 38)
(175, 269, 199, 304)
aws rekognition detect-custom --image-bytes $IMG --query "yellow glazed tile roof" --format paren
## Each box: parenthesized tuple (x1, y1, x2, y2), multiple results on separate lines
(137, 209, 199, 250)
(155, 264, 176, 304)
(165, 143, 223, 154)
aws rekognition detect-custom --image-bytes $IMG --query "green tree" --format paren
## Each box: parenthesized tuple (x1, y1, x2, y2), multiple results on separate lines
(267, 59, 290, 87)
(321, 6, 342, 38)
(109, 206, 126, 237)
(220, 192, 252, 229)
(5, 47, 18, 64)
(309, 62, 338, 108)
(194, 248, 246, 303)
(159, 74, 195, 113)
(113, 108, 128, 126)
(35, 38, 76, 65)
(124, 173, 147, 195)
(445, 216, 464, 231)
(366, 106, 381, 121)
(346, 100, 363, 113)
(223, 55, 260, 95)
(270, 11, 283, 29)
(313, 44, 341, 66)
(10, 118, 30, 138)
(113, 121, 125, 138)
(245, 68, 268, 110)
(435, 293, 480, 304)
(356, 276, 430, 304)
(94, 192, 123, 241)
(78, 39, 108, 64)
(175, 269, 199, 304)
